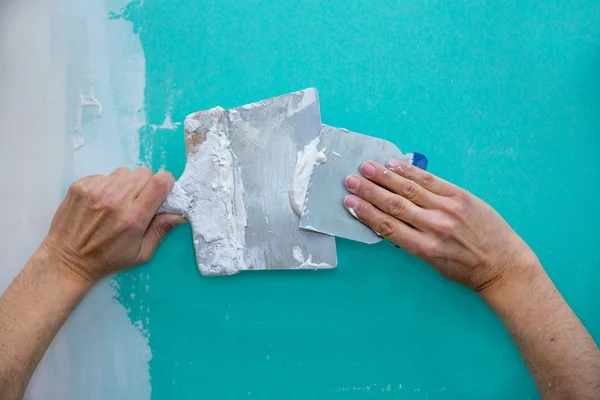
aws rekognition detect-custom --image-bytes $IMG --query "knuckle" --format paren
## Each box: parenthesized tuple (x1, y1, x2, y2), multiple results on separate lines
(88, 188, 105, 204)
(115, 167, 131, 175)
(415, 240, 440, 259)
(103, 195, 126, 211)
(377, 217, 397, 237)
(137, 251, 152, 265)
(150, 174, 173, 192)
(359, 186, 374, 199)
(426, 241, 443, 259)
(401, 181, 419, 201)
(68, 180, 86, 196)
(121, 212, 144, 231)
(447, 192, 470, 215)
(434, 218, 456, 236)
(386, 197, 406, 218)
(410, 241, 429, 259)
(448, 201, 465, 216)
(134, 166, 154, 180)
(452, 189, 470, 204)
(402, 163, 416, 177)
(413, 242, 430, 258)
(135, 166, 153, 175)
(152, 220, 170, 237)
(420, 172, 436, 188)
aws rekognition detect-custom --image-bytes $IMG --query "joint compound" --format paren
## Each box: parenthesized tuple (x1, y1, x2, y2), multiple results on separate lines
(289, 137, 327, 217)
(157, 89, 337, 275)
(292, 246, 331, 269)
(159, 109, 247, 275)
(347, 207, 359, 219)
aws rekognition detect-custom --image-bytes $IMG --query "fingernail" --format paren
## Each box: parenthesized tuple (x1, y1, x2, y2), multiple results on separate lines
(345, 175, 360, 191)
(344, 197, 359, 219)
(387, 160, 402, 171)
(157, 170, 175, 181)
(361, 162, 376, 178)
(344, 195, 358, 208)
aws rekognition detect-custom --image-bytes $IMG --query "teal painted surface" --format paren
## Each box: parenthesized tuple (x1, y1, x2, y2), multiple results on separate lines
(114, 1, 600, 398)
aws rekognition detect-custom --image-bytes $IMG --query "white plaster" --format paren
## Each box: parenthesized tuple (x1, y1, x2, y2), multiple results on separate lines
(289, 137, 327, 217)
(160, 111, 247, 276)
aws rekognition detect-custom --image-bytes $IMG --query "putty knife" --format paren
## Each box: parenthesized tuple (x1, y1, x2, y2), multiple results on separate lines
(160, 89, 337, 276)
(299, 125, 427, 244)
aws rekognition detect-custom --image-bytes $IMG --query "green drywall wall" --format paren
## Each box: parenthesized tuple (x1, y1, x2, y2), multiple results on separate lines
(113, 1, 600, 398)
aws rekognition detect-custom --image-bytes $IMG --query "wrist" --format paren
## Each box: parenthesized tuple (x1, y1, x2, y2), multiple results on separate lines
(478, 257, 547, 311)
(33, 242, 96, 292)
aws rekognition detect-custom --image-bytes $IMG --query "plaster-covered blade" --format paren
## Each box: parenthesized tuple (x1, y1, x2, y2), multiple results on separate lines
(299, 125, 427, 244)
(160, 89, 337, 275)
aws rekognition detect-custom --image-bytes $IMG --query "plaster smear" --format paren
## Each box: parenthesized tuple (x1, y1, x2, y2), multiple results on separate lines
(289, 137, 327, 217)
(292, 246, 331, 269)
(160, 110, 247, 276)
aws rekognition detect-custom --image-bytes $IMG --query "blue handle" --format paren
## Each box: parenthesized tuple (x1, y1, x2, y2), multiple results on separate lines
(412, 152, 428, 170)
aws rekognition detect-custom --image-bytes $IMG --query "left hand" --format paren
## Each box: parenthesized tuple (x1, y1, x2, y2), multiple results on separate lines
(41, 167, 187, 284)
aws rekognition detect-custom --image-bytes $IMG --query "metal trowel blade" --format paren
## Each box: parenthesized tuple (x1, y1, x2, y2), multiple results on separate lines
(161, 89, 337, 275)
(299, 125, 427, 244)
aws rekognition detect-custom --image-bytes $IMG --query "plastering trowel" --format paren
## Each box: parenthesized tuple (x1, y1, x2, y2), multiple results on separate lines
(160, 88, 337, 276)
(299, 125, 428, 244)
(159, 88, 426, 276)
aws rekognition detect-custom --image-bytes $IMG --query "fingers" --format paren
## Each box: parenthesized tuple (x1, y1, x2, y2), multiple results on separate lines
(387, 160, 457, 197)
(133, 170, 175, 223)
(80, 167, 175, 230)
(344, 174, 429, 230)
(358, 161, 445, 209)
(124, 167, 155, 200)
(103, 167, 132, 196)
(137, 213, 188, 263)
(107, 167, 131, 181)
(67, 175, 105, 197)
(343, 195, 428, 255)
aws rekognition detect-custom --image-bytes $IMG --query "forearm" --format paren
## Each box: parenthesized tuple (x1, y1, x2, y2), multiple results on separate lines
(0, 244, 91, 400)
(482, 263, 600, 399)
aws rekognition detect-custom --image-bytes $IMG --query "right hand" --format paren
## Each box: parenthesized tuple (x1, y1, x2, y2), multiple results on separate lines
(343, 160, 541, 293)
(41, 167, 187, 285)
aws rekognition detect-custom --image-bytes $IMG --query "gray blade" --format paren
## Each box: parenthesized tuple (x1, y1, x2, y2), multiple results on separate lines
(162, 88, 337, 275)
(299, 125, 412, 244)
(228, 89, 337, 272)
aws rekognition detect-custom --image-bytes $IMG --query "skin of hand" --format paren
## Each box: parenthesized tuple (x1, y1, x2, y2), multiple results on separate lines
(344, 160, 600, 399)
(43, 167, 187, 283)
(343, 160, 539, 292)
(0, 167, 186, 400)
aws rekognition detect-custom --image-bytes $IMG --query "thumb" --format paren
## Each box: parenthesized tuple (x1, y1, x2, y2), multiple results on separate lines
(138, 213, 188, 263)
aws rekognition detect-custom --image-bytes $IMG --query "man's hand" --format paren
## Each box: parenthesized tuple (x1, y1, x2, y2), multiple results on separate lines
(0, 167, 185, 400)
(345, 160, 600, 400)
(343, 160, 539, 292)
(42, 167, 186, 284)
